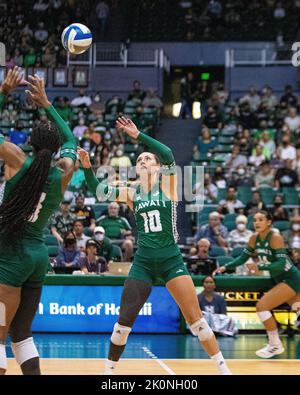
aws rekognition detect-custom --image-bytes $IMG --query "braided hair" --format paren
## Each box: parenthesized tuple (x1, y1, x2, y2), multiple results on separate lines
(0, 121, 61, 245)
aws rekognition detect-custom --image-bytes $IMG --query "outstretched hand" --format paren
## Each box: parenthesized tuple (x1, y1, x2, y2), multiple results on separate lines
(77, 147, 92, 169)
(0, 66, 23, 95)
(212, 266, 226, 276)
(116, 116, 139, 139)
(25, 74, 51, 108)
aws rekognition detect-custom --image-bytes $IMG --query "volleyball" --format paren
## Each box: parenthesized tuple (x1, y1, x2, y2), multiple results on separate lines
(61, 23, 92, 55)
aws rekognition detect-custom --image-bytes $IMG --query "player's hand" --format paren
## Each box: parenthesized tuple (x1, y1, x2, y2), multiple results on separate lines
(25, 74, 51, 108)
(213, 266, 226, 276)
(77, 147, 92, 168)
(116, 116, 139, 139)
(0, 66, 23, 95)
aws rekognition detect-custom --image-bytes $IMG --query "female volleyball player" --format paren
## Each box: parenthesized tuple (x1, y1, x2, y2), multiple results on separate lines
(0, 70, 77, 375)
(78, 116, 232, 375)
(214, 210, 300, 358)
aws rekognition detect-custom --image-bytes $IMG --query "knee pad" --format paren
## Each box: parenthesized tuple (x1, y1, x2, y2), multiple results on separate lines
(0, 302, 6, 326)
(257, 310, 272, 322)
(0, 343, 7, 370)
(111, 322, 131, 346)
(11, 337, 39, 366)
(190, 318, 213, 341)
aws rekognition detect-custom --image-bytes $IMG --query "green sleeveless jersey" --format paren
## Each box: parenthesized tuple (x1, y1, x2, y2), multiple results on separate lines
(0, 156, 63, 242)
(133, 183, 179, 249)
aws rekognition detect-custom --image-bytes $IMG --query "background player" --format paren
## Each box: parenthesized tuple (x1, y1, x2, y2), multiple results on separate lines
(214, 210, 300, 358)
(78, 116, 232, 375)
(0, 70, 77, 375)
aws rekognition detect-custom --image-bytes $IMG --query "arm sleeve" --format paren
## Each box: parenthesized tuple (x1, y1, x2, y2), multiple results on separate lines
(137, 132, 176, 174)
(224, 245, 254, 270)
(84, 167, 120, 202)
(258, 249, 289, 276)
(45, 105, 77, 163)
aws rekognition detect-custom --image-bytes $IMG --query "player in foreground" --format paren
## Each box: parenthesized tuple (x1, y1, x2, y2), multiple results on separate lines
(214, 210, 300, 358)
(0, 70, 77, 374)
(78, 116, 232, 375)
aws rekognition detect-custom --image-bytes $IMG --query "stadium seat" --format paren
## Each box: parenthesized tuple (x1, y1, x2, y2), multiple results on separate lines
(111, 244, 123, 262)
(272, 221, 290, 232)
(231, 247, 244, 258)
(210, 246, 226, 257)
(48, 246, 59, 258)
(216, 188, 227, 202)
(224, 213, 238, 222)
(93, 203, 108, 219)
(45, 235, 59, 246)
(84, 227, 93, 237)
(237, 186, 252, 205)
(258, 187, 277, 205)
(224, 220, 236, 231)
(282, 188, 299, 206)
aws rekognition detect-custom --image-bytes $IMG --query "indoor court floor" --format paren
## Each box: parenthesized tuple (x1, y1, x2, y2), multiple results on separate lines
(5, 334, 300, 375)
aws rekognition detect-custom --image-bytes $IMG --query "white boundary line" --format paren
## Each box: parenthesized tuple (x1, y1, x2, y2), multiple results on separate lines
(142, 347, 176, 375)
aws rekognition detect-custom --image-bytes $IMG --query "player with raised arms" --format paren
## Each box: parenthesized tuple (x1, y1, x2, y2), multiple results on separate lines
(214, 210, 300, 358)
(0, 69, 77, 374)
(78, 116, 232, 375)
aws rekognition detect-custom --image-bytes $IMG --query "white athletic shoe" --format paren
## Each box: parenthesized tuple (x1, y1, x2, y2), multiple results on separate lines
(103, 367, 116, 375)
(255, 343, 284, 359)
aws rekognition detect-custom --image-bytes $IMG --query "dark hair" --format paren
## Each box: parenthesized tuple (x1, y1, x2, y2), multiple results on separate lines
(255, 210, 273, 222)
(63, 231, 77, 247)
(0, 121, 61, 245)
(202, 275, 215, 285)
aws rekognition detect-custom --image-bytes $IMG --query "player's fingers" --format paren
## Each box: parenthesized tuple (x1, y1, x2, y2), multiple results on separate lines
(116, 117, 126, 125)
(25, 90, 34, 100)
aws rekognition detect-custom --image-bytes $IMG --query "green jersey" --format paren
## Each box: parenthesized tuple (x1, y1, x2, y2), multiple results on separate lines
(133, 183, 179, 249)
(0, 156, 63, 242)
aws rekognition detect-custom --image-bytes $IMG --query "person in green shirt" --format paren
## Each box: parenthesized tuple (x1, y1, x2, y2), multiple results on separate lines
(23, 48, 37, 68)
(78, 115, 231, 375)
(214, 210, 300, 359)
(93, 226, 114, 262)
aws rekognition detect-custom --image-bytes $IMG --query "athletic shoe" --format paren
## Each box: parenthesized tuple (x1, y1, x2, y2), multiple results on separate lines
(255, 343, 284, 359)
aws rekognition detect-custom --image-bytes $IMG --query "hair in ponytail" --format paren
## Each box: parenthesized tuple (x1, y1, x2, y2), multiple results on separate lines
(0, 121, 61, 245)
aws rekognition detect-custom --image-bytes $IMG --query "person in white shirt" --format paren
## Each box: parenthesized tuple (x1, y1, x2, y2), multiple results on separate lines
(248, 144, 267, 168)
(284, 107, 300, 132)
(73, 220, 91, 252)
(277, 135, 297, 167)
(218, 186, 244, 215)
(73, 118, 88, 139)
(71, 89, 92, 107)
(228, 215, 253, 251)
(239, 87, 261, 112)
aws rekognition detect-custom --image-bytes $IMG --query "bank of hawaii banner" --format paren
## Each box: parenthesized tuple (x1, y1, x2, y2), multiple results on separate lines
(32, 285, 180, 333)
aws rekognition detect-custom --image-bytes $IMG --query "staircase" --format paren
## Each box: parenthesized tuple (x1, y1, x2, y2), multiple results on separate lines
(157, 119, 200, 241)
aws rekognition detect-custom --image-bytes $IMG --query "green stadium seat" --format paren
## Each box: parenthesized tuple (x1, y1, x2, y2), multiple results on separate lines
(231, 246, 244, 258)
(258, 187, 277, 205)
(237, 186, 252, 205)
(84, 227, 93, 237)
(111, 244, 122, 262)
(224, 213, 238, 222)
(272, 221, 290, 232)
(45, 235, 59, 246)
(216, 188, 227, 202)
(217, 256, 232, 266)
(48, 246, 59, 258)
(93, 203, 108, 219)
(224, 220, 236, 231)
(282, 188, 299, 206)
(210, 246, 226, 257)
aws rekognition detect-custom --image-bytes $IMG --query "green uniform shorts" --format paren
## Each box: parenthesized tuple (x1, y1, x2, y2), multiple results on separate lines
(273, 269, 300, 293)
(129, 244, 190, 285)
(0, 239, 49, 288)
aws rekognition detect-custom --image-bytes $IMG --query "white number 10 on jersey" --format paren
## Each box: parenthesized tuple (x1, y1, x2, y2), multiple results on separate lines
(140, 210, 162, 233)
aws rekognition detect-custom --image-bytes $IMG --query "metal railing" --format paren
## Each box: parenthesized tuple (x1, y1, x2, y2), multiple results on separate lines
(225, 48, 292, 67)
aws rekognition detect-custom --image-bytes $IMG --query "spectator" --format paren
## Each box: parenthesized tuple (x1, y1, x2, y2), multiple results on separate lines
(71, 89, 92, 107)
(225, 145, 247, 175)
(273, 2, 286, 19)
(248, 144, 267, 168)
(142, 89, 163, 115)
(97, 202, 134, 261)
(12, 48, 23, 67)
(269, 194, 289, 222)
(90, 92, 105, 115)
(202, 106, 222, 129)
(79, 239, 108, 274)
(213, 166, 227, 189)
(239, 87, 261, 112)
(228, 215, 253, 251)
(54, 97, 73, 123)
(275, 159, 298, 188)
(93, 226, 114, 263)
(109, 146, 132, 168)
(22, 24, 33, 37)
(180, 72, 197, 119)
(277, 135, 297, 164)
(228, 165, 254, 188)
(261, 86, 278, 110)
(71, 194, 96, 230)
(127, 80, 146, 101)
(197, 276, 227, 315)
(73, 118, 88, 139)
(201, 173, 218, 203)
(284, 107, 300, 132)
(73, 220, 90, 252)
(218, 186, 244, 215)
(187, 238, 217, 275)
(194, 211, 228, 248)
(244, 191, 266, 216)
(280, 85, 297, 107)
(215, 82, 228, 105)
(106, 95, 123, 114)
(96, 0, 110, 37)
(55, 231, 81, 269)
(9, 122, 28, 146)
(33, 0, 49, 13)
(50, 200, 77, 244)
(193, 127, 217, 159)
(283, 216, 300, 248)
(42, 47, 56, 67)
(34, 21, 49, 43)
(255, 161, 275, 188)
(207, 0, 223, 19)
(259, 131, 276, 159)
(23, 48, 36, 67)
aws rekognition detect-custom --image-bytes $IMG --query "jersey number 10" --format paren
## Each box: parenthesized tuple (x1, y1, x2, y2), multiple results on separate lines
(140, 210, 162, 233)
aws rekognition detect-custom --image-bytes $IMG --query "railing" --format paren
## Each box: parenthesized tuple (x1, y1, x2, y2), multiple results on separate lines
(225, 48, 292, 67)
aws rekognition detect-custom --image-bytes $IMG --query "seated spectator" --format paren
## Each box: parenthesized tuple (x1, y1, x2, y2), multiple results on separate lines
(23, 48, 36, 67)
(34, 21, 49, 43)
(109, 146, 132, 168)
(73, 118, 88, 140)
(218, 186, 244, 215)
(259, 131, 276, 159)
(235, 129, 253, 156)
(71, 194, 96, 230)
(228, 215, 253, 251)
(79, 239, 108, 274)
(106, 95, 124, 114)
(245, 191, 267, 216)
(248, 144, 267, 168)
(13, 48, 23, 67)
(194, 211, 228, 248)
(283, 216, 300, 249)
(269, 194, 289, 222)
(9, 122, 28, 146)
(275, 159, 298, 188)
(284, 107, 300, 132)
(97, 202, 133, 261)
(187, 238, 217, 275)
(193, 127, 217, 159)
(71, 89, 92, 107)
(54, 96, 73, 123)
(239, 87, 261, 112)
(197, 276, 227, 315)
(213, 166, 227, 189)
(255, 161, 275, 188)
(142, 89, 163, 115)
(73, 220, 90, 252)
(280, 85, 297, 107)
(227, 165, 254, 188)
(50, 200, 77, 244)
(202, 106, 222, 129)
(127, 80, 146, 101)
(55, 231, 81, 269)
(225, 145, 247, 175)
(90, 92, 105, 116)
(93, 226, 114, 263)
(261, 85, 278, 110)
(203, 173, 218, 203)
(42, 47, 56, 67)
